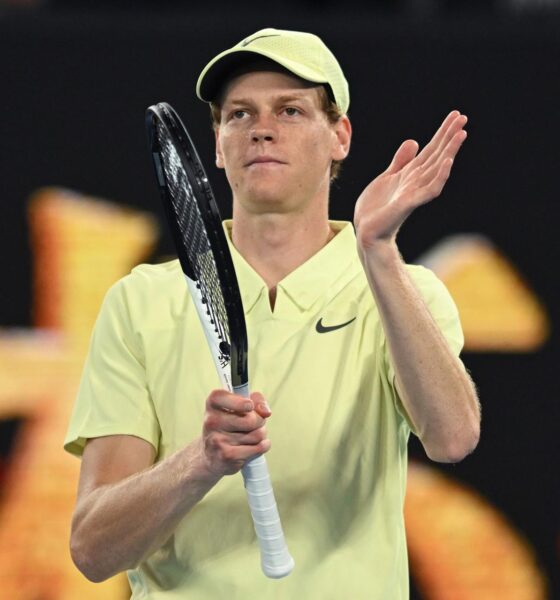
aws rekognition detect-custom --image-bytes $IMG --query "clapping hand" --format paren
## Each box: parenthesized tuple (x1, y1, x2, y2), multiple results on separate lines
(354, 111, 468, 252)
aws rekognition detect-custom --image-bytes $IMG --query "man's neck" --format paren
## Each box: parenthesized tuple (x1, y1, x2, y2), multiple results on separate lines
(231, 205, 336, 300)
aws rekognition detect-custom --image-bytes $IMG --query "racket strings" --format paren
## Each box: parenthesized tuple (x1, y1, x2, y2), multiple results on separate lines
(158, 128, 230, 353)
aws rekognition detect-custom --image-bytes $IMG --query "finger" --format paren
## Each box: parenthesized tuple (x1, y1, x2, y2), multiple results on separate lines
(429, 110, 463, 151)
(410, 111, 458, 167)
(419, 113, 467, 171)
(204, 434, 270, 474)
(421, 157, 455, 203)
(207, 389, 253, 414)
(233, 438, 271, 460)
(414, 128, 467, 186)
(424, 115, 467, 168)
(205, 409, 265, 434)
(251, 392, 272, 418)
(238, 438, 272, 461)
(215, 436, 271, 462)
(385, 139, 419, 175)
(448, 128, 468, 158)
(230, 425, 268, 446)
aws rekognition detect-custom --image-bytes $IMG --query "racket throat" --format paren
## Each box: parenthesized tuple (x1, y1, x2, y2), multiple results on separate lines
(184, 274, 233, 391)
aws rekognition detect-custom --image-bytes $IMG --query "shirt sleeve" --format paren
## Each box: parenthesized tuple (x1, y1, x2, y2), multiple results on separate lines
(385, 264, 466, 430)
(63, 277, 161, 458)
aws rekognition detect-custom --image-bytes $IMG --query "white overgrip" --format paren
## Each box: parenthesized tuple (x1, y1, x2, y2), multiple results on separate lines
(235, 383, 294, 579)
(241, 456, 295, 578)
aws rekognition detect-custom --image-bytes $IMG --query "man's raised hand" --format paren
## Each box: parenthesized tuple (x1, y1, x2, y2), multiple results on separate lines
(354, 111, 467, 252)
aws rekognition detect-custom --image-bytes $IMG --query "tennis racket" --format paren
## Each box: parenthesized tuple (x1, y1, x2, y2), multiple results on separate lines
(145, 102, 294, 579)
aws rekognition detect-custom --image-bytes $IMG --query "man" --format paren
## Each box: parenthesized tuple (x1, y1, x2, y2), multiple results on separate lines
(65, 28, 480, 599)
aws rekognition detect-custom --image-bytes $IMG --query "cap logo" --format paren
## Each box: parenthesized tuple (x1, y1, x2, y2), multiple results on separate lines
(241, 33, 281, 47)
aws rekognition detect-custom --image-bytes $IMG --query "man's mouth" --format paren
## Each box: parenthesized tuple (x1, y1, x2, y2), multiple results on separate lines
(245, 157, 286, 167)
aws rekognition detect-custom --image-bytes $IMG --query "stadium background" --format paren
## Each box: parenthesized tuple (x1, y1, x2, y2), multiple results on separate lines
(0, 3, 558, 598)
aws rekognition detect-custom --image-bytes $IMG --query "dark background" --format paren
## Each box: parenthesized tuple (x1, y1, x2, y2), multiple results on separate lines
(0, 3, 558, 597)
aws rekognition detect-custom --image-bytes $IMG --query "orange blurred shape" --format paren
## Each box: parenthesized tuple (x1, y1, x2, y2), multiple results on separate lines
(0, 188, 157, 599)
(418, 235, 550, 352)
(28, 187, 158, 342)
(406, 462, 548, 599)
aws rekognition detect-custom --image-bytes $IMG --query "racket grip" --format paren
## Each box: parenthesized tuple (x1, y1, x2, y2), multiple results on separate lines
(234, 383, 294, 578)
(242, 456, 295, 579)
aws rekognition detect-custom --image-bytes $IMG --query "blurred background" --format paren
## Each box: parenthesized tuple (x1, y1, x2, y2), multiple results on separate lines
(0, 1, 558, 598)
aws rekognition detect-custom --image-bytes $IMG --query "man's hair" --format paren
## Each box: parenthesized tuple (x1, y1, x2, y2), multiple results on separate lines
(210, 84, 345, 181)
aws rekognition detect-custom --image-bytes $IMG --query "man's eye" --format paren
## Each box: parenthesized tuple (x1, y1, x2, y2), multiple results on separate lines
(284, 107, 301, 116)
(231, 110, 248, 120)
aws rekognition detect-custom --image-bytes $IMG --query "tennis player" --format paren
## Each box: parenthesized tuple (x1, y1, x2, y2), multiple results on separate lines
(65, 28, 480, 599)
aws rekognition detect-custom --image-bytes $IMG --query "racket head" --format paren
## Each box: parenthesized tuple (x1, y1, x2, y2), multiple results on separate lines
(145, 102, 248, 387)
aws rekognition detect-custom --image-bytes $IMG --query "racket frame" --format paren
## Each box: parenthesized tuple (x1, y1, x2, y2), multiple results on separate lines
(145, 102, 294, 579)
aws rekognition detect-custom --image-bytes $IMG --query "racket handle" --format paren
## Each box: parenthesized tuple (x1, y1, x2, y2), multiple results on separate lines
(242, 456, 295, 578)
(234, 384, 295, 579)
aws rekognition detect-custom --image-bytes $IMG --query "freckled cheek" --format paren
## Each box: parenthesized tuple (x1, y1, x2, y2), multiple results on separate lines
(306, 130, 328, 153)
(221, 135, 246, 172)
(220, 141, 245, 191)
(302, 134, 331, 172)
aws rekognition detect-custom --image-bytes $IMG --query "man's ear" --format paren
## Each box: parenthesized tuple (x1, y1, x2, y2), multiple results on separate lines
(215, 128, 225, 169)
(332, 115, 352, 161)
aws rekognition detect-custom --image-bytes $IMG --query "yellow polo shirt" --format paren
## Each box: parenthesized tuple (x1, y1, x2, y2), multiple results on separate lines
(65, 220, 464, 599)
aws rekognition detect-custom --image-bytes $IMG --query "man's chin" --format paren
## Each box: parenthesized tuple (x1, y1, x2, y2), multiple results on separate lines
(239, 189, 296, 214)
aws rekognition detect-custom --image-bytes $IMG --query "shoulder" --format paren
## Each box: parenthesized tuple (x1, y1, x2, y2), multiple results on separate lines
(113, 259, 183, 293)
(127, 258, 183, 286)
(102, 259, 187, 325)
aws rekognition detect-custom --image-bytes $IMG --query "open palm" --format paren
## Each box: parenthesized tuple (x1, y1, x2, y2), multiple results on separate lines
(354, 111, 468, 251)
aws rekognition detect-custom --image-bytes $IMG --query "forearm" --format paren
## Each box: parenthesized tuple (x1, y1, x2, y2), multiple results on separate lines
(71, 437, 220, 582)
(359, 241, 480, 462)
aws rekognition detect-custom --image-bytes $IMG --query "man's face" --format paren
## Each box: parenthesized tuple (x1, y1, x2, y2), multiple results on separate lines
(215, 70, 350, 215)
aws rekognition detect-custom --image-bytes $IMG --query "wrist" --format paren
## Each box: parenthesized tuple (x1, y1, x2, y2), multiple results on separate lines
(177, 438, 223, 487)
(357, 237, 402, 269)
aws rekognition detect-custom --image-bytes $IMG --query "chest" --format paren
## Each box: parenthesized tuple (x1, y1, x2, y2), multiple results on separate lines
(146, 294, 391, 459)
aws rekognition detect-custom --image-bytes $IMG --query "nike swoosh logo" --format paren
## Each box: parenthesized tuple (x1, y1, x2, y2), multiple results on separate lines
(315, 317, 356, 334)
(241, 34, 280, 47)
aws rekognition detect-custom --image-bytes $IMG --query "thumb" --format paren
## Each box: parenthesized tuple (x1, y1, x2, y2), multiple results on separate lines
(385, 139, 419, 175)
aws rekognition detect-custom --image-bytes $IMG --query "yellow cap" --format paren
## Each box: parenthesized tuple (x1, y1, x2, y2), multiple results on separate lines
(196, 28, 350, 114)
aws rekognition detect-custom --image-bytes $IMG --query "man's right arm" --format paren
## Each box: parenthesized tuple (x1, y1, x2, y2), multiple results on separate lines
(70, 389, 271, 582)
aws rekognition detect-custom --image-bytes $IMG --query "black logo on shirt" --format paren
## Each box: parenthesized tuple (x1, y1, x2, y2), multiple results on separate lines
(315, 317, 356, 334)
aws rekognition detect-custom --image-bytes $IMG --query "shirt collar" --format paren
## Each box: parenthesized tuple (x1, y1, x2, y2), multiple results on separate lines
(223, 220, 362, 313)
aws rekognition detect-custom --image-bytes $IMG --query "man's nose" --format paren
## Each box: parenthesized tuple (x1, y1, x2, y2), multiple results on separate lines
(250, 115, 276, 142)
(251, 130, 275, 142)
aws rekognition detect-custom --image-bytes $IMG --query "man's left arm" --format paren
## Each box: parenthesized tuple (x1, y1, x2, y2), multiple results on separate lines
(354, 110, 480, 463)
